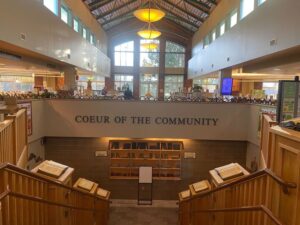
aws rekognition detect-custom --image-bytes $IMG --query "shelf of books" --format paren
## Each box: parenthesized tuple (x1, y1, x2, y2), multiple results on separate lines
(109, 140, 183, 180)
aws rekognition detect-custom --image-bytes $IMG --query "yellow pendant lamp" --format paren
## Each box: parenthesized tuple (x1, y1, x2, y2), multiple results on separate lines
(137, 22, 161, 39)
(141, 42, 158, 50)
(134, 0, 165, 23)
(134, 8, 165, 23)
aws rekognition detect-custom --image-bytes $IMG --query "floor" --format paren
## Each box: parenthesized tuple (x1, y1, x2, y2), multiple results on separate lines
(108, 199, 178, 225)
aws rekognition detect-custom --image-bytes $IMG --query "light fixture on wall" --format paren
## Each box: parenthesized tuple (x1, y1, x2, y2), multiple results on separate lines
(137, 22, 161, 39)
(133, 0, 165, 23)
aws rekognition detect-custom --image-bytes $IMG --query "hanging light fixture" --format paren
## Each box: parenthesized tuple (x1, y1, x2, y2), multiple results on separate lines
(141, 42, 158, 50)
(137, 22, 161, 39)
(134, 9, 165, 23)
(134, 0, 165, 23)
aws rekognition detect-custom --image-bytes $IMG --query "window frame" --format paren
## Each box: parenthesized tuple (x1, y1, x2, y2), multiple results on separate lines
(43, 0, 59, 15)
(240, 0, 255, 19)
(165, 41, 186, 68)
(230, 9, 238, 28)
(114, 41, 135, 67)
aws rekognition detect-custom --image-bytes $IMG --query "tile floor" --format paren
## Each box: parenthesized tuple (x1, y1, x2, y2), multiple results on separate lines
(108, 200, 179, 225)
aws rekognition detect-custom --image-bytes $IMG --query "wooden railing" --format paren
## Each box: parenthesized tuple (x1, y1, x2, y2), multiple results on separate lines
(0, 109, 28, 167)
(0, 163, 110, 225)
(0, 120, 14, 164)
(179, 169, 296, 225)
(260, 114, 277, 168)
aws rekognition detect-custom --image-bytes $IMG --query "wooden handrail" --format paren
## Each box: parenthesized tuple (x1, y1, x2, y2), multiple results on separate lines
(0, 163, 108, 202)
(183, 205, 285, 225)
(0, 190, 9, 201)
(0, 189, 108, 214)
(181, 168, 296, 202)
(264, 168, 297, 193)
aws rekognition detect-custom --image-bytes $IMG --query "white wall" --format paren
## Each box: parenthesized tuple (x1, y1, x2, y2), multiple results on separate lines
(27, 138, 45, 170)
(28, 100, 46, 143)
(0, 0, 110, 76)
(27, 100, 274, 142)
(44, 100, 250, 140)
(189, 0, 300, 78)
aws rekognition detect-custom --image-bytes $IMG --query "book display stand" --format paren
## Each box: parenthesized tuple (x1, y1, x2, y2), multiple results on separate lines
(138, 166, 153, 205)
(32, 160, 74, 186)
(189, 180, 211, 197)
(209, 163, 249, 187)
(73, 178, 98, 194)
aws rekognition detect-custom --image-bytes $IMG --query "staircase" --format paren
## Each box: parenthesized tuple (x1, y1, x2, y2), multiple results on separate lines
(0, 163, 109, 225)
(0, 109, 110, 225)
(179, 114, 300, 225)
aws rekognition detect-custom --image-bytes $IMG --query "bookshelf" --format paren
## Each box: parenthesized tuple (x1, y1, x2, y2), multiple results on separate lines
(109, 140, 183, 180)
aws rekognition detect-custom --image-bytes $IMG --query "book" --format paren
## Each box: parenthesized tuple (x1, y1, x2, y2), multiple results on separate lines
(192, 180, 209, 193)
(97, 188, 109, 198)
(77, 179, 95, 191)
(180, 190, 191, 199)
(215, 163, 243, 180)
(37, 160, 68, 178)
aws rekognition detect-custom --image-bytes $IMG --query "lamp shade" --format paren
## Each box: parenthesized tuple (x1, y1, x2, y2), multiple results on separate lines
(134, 8, 165, 23)
(141, 42, 158, 50)
(137, 29, 161, 39)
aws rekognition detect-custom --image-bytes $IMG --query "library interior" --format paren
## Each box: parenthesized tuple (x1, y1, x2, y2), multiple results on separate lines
(0, 0, 300, 225)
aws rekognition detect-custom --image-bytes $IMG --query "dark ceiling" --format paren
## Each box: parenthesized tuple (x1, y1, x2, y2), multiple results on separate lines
(83, 0, 220, 32)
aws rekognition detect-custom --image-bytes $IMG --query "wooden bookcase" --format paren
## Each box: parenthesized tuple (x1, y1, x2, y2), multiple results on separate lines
(109, 140, 183, 180)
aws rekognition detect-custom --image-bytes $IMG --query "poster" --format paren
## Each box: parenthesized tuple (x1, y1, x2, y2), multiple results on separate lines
(277, 81, 299, 122)
(17, 101, 32, 136)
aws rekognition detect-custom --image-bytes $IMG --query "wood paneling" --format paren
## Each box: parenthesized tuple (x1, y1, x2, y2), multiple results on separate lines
(45, 137, 246, 200)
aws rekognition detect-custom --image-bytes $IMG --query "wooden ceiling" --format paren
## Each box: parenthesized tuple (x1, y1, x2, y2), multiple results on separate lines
(83, 0, 220, 33)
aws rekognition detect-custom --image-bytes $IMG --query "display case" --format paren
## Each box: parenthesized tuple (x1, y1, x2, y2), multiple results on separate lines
(109, 140, 183, 180)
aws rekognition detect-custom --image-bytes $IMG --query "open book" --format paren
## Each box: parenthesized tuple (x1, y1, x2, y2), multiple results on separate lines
(37, 160, 68, 178)
(77, 179, 95, 191)
(215, 163, 243, 181)
(192, 180, 209, 193)
(180, 190, 191, 199)
(97, 188, 109, 198)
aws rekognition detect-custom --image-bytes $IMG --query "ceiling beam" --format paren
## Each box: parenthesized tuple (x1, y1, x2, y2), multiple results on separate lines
(101, 6, 139, 26)
(163, 17, 196, 33)
(89, 0, 114, 12)
(207, 0, 218, 5)
(184, 0, 210, 15)
(96, 0, 137, 20)
(163, 0, 204, 23)
(156, 3, 200, 29)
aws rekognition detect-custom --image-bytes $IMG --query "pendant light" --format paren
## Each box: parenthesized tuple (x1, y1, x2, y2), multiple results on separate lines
(134, 0, 165, 23)
(140, 42, 158, 50)
(137, 22, 161, 39)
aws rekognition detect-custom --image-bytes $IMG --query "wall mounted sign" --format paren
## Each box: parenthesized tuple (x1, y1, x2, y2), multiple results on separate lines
(184, 152, 196, 159)
(95, 151, 108, 157)
(75, 115, 219, 126)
